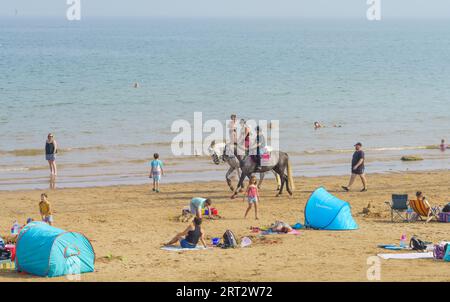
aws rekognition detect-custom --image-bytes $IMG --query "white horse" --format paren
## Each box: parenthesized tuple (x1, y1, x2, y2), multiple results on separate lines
(208, 141, 281, 192)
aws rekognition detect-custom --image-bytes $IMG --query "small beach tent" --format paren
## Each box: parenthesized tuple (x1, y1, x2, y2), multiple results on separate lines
(15, 222, 94, 277)
(304, 187, 358, 230)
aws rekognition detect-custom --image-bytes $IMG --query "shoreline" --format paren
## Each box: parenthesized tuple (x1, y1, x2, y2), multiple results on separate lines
(1, 140, 448, 191)
(1, 168, 450, 193)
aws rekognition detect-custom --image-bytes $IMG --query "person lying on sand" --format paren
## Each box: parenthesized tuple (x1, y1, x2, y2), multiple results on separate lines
(165, 217, 207, 249)
(189, 197, 212, 219)
(269, 221, 293, 233)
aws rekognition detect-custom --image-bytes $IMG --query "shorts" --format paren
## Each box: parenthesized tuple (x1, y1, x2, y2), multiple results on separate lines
(352, 167, 365, 175)
(247, 197, 258, 203)
(190, 204, 200, 215)
(46, 154, 55, 161)
(152, 172, 161, 181)
(43, 215, 53, 223)
(180, 239, 196, 249)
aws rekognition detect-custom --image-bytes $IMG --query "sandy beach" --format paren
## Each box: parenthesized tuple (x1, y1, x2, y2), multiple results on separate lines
(0, 170, 449, 282)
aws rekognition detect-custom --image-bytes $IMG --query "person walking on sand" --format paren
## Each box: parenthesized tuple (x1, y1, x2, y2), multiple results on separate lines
(45, 133, 58, 176)
(342, 142, 367, 192)
(149, 153, 164, 193)
(244, 175, 259, 220)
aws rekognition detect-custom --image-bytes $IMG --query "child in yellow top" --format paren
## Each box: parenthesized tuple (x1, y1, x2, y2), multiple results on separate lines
(39, 193, 53, 225)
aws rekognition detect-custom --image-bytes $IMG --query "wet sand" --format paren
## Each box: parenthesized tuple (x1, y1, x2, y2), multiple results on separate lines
(0, 170, 449, 282)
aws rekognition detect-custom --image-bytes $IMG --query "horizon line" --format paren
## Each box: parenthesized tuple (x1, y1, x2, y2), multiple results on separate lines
(1, 15, 450, 20)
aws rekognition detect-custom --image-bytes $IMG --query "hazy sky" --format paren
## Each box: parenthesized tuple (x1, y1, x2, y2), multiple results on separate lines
(0, 0, 449, 18)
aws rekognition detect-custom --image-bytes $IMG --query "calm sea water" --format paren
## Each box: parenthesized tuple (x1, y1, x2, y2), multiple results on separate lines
(0, 17, 449, 190)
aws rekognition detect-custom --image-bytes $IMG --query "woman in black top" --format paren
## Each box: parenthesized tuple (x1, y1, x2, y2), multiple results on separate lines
(165, 217, 207, 249)
(45, 133, 58, 176)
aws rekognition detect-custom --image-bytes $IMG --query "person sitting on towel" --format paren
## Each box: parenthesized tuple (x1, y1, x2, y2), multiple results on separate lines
(165, 217, 207, 249)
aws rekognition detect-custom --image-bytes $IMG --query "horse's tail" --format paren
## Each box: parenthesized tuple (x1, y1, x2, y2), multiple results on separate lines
(287, 156, 295, 191)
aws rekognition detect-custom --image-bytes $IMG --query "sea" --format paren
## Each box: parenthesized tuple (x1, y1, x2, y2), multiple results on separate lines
(0, 17, 449, 190)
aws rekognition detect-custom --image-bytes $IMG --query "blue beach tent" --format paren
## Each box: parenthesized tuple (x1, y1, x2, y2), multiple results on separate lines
(15, 222, 95, 277)
(304, 187, 358, 230)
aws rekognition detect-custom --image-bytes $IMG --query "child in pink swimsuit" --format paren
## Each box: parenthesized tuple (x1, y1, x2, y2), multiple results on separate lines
(244, 176, 259, 220)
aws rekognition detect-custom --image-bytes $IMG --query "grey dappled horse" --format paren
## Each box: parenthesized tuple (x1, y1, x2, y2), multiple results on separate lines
(208, 142, 295, 198)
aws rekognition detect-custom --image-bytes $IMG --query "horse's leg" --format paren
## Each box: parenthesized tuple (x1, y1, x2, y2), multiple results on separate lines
(273, 170, 281, 191)
(277, 174, 286, 197)
(225, 166, 235, 191)
(237, 166, 243, 190)
(231, 173, 247, 199)
(257, 172, 265, 189)
(285, 173, 293, 196)
(272, 165, 286, 197)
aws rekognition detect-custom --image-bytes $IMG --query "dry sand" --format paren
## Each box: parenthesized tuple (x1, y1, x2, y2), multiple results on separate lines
(0, 171, 449, 282)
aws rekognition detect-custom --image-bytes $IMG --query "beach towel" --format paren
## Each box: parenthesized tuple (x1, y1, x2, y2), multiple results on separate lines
(377, 252, 433, 260)
(161, 246, 211, 252)
(377, 244, 410, 251)
(261, 229, 300, 235)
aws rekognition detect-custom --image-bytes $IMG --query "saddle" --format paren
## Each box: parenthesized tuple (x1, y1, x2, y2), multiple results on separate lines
(249, 147, 279, 167)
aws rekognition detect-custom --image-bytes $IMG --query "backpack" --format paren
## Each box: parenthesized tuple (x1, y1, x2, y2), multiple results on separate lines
(442, 203, 450, 213)
(220, 230, 238, 249)
(410, 236, 427, 251)
(433, 243, 449, 259)
(0, 249, 11, 261)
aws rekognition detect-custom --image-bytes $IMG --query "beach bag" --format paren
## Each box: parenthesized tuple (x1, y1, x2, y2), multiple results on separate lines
(442, 203, 450, 213)
(0, 249, 11, 261)
(433, 243, 448, 259)
(439, 212, 450, 223)
(410, 236, 427, 251)
(221, 230, 238, 249)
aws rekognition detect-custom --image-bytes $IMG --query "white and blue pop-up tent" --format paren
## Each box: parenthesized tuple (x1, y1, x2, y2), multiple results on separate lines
(304, 187, 358, 230)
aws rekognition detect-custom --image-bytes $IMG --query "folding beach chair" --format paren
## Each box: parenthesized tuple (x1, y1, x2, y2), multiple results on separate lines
(385, 194, 408, 222)
(409, 199, 440, 223)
